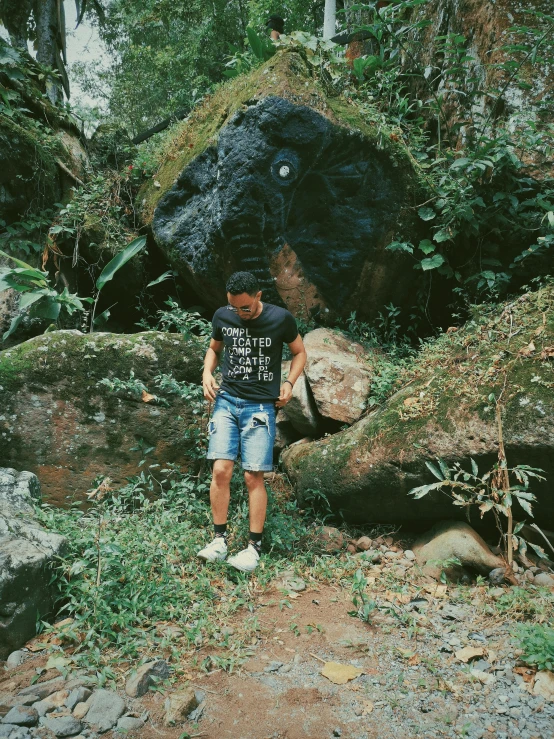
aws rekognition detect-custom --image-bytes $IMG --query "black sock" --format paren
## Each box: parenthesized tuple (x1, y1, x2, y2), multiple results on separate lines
(249, 531, 263, 553)
(214, 523, 227, 539)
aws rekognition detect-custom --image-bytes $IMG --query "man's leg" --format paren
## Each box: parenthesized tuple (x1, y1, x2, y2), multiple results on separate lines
(244, 470, 267, 536)
(197, 458, 234, 562)
(210, 459, 234, 524)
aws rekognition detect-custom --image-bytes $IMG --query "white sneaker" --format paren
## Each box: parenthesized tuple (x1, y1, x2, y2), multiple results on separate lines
(197, 536, 228, 563)
(227, 544, 260, 573)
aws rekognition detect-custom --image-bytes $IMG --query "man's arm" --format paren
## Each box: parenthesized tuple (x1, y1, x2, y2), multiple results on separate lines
(202, 338, 223, 401)
(276, 334, 307, 408)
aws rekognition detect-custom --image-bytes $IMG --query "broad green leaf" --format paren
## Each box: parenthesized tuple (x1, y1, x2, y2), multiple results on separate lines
(30, 298, 61, 321)
(3, 314, 22, 341)
(516, 497, 534, 517)
(421, 254, 445, 271)
(418, 206, 436, 221)
(0, 248, 39, 271)
(470, 458, 479, 476)
(19, 290, 49, 310)
(425, 461, 443, 480)
(418, 239, 435, 254)
(96, 236, 146, 291)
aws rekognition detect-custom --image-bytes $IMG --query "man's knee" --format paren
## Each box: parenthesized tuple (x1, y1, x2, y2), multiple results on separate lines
(212, 460, 234, 486)
(244, 470, 265, 490)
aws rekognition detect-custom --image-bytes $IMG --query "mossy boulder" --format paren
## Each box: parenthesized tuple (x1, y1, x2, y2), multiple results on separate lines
(0, 330, 205, 506)
(141, 50, 426, 322)
(282, 282, 554, 528)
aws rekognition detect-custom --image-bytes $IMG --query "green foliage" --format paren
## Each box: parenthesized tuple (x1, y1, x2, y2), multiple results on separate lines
(147, 297, 212, 341)
(349, 568, 377, 622)
(0, 249, 92, 340)
(515, 624, 554, 672)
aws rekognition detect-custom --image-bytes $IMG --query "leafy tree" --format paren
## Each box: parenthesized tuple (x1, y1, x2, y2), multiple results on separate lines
(0, 0, 105, 103)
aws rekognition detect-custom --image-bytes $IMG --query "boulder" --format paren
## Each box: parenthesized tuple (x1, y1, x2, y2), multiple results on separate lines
(82, 690, 126, 733)
(0, 468, 67, 660)
(411, 521, 506, 582)
(280, 363, 320, 436)
(141, 50, 424, 323)
(283, 284, 554, 526)
(125, 660, 170, 698)
(0, 330, 205, 506)
(302, 328, 373, 424)
(163, 689, 198, 726)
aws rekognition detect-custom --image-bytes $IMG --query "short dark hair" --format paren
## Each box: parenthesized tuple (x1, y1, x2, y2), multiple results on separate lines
(266, 14, 285, 34)
(226, 271, 260, 296)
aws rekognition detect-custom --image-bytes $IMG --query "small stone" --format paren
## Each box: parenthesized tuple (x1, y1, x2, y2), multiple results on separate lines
(72, 705, 89, 721)
(163, 689, 198, 726)
(264, 662, 283, 673)
(1, 708, 38, 727)
(333, 730, 342, 737)
(220, 626, 234, 637)
(489, 567, 508, 585)
(5, 653, 26, 670)
(0, 726, 30, 739)
(39, 715, 82, 737)
(286, 578, 306, 592)
(115, 717, 145, 731)
(315, 526, 344, 553)
(65, 690, 91, 712)
(18, 681, 66, 701)
(125, 661, 170, 698)
(347, 543, 357, 554)
(404, 550, 416, 561)
(356, 537, 372, 551)
(83, 691, 126, 732)
(533, 573, 554, 587)
(488, 587, 505, 598)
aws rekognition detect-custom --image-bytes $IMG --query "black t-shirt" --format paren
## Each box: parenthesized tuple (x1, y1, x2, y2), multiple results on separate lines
(211, 303, 299, 401)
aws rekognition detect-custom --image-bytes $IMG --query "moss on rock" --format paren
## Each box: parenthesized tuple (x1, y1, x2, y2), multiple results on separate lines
(283, 282, 554, 526)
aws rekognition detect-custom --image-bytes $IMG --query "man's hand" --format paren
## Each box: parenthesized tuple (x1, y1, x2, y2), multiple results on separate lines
(203, 372, 220, 401)
(275, 382, 293, 409)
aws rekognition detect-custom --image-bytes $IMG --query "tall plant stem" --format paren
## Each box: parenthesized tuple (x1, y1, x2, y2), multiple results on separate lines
(495, 402, 512, 565)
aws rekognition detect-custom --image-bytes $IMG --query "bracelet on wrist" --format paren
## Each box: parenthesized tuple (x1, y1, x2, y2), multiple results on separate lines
(284, 379, 294, 388)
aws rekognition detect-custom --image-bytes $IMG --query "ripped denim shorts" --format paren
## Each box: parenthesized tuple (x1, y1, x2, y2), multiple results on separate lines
(206, 390, 276, 472)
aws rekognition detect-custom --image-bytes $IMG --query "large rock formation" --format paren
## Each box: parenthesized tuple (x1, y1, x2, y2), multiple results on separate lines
(0, 330, 205, 506)
(405, 0, 553, 178)
(282, 282, 554, 527)
(141, 50, 424, 322)
(0, 467, 66, 659)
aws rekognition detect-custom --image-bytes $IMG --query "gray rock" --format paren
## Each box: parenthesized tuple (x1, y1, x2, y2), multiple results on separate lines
(264, 661, 283, 673)
(18, 680, 66, 701)
(0, 728, 30, 739)
(115, 718, 144, 732)
(39, 716, 82, 738)
(0, 468, 67, 660)
(83, 691, 126, 733)
(5, 652, 26, 670)
(124, 660, 170, 698)
(533, 572, 554, 587)
(412, 521, 505, 582)
(1, 708, 38, 728)
(64, 690, 91, 712)
(280, 367, 321, 436)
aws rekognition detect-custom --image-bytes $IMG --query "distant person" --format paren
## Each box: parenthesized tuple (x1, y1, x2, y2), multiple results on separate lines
(198, 271, 307, 573)
(266, 14, 285, 41)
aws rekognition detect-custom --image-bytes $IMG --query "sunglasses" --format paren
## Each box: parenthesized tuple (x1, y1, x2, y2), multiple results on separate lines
(226, 304, 253, 313)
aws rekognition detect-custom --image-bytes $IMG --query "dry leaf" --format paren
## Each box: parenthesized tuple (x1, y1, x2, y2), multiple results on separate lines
(26, 641, 49, 652)
(470, 669, 496, 685)
(362, 700, 374, 715)
(455, 647, 485, 663)
(423, 583, 448, 598)
(514, 665, 536, 683)
(141, 390, 156, 403)
(321, 661, 363, 684)
(397, 647, 416, 660)
(403, 397, 418, 407)
(408, 654, 420, 666)
(531, 671, 554, 702)
(519, 341, 536, 357)
(540, 346, 554, 360)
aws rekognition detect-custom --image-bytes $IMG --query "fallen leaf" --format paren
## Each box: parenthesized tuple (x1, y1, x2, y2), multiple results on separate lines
(408, 654, 420, 666)
(26, 641, 48, 652)
(540, 346, 554, 360)
(141, 390, 156, 403)
(487, 649, 497, 664)
(423, 583, 448, 598)
(396, 647, 416, 660)
(362, 699, 374, 714)
(514, 665, 536, 683)
(519, 341, 536, 357)
(286, 591, 301, 599)
(53, 618, 74, 628)
(455, 647, 485, 663)
(531, 670, 554, 701)
(321, 661, 363, 684)
(403, 397, 418, 407)
(470, 668, 496, 685)
(46, 655, 71, 671)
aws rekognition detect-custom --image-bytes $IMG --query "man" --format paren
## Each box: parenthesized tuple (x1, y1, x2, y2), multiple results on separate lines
(198, 271, 307, 573)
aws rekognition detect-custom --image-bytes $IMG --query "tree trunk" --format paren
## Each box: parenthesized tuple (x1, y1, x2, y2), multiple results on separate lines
(0, 0, 34, 49)
(323, 0, 336, 40)
(34, 0, 63, 105)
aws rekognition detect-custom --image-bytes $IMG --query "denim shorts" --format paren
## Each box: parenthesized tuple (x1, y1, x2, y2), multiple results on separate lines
(206, 390, 276, 472)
